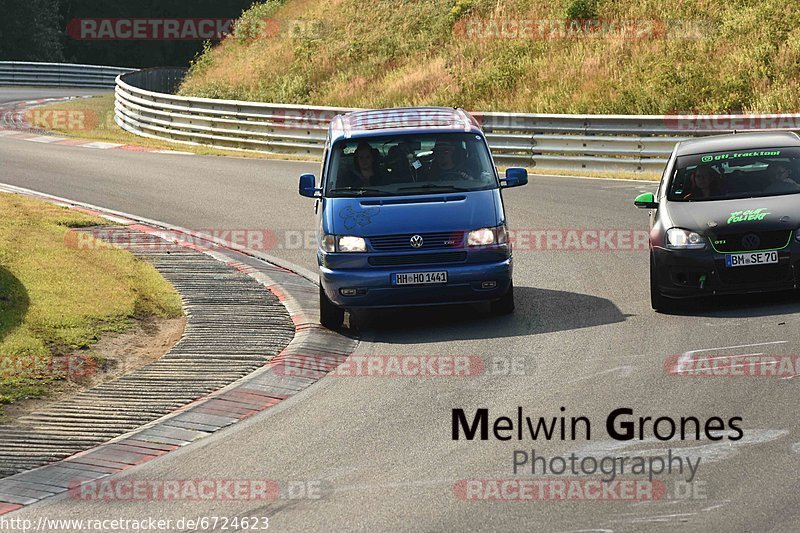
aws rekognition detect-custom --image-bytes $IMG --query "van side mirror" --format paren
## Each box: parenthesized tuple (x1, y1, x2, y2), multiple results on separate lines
(501, 168, 528, 188)
(299, 173, 321, 198)
(634, 192, 658, 209)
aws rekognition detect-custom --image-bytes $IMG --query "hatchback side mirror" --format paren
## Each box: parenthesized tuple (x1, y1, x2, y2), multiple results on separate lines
(634, 192, 658, 209)
(299, 173, 321, 198)
(501, 168, 528, 188)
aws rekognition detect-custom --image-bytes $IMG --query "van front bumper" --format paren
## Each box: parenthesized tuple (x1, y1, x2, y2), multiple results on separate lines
(320, 258, 512, 308)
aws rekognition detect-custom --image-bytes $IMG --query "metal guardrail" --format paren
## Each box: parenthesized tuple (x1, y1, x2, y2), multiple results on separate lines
(0, 61, 134, 88)
(114, 69, 709, 173)
(117, 73, 685, 171)
(6, 63, 796, 173)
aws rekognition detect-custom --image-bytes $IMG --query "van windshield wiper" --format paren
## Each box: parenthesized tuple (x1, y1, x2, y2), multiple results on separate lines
(328, 186, 386, 196)
(398, 184, 473, 192)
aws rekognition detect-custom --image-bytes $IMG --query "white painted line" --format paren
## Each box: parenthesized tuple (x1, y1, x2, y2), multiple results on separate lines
(152, 150, 194, 155)
(533, 173, 659, 185)
(686, 341, 787, 354)
(0, 130, 21, 137)
(81, 141, 125, 149)
(27, 136, 65, 143)
(562, 365, 634, 385)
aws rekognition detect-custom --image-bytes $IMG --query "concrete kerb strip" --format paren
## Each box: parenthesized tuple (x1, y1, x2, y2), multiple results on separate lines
(0, 183, 358, 514)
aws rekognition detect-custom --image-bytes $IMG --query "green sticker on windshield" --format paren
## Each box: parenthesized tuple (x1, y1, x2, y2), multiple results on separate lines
(727, 208, 770, 224)
(702, 150, 781, 163)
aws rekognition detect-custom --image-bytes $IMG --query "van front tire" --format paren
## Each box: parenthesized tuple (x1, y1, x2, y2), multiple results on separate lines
(490, 282, 515, 315)
(320, 286, 345, 329)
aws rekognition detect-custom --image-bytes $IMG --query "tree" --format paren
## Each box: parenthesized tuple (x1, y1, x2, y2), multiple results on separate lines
(0, 0, 64, 61)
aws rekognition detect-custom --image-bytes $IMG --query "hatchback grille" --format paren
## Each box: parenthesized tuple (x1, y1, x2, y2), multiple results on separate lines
(369, 231, 464, 251)
(711, 230, 792, 253)
(368, 251, 467, 266)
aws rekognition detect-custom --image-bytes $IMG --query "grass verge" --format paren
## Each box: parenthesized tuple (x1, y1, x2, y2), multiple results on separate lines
(0, 193, 183, 417)
(179, 0, 800, 115)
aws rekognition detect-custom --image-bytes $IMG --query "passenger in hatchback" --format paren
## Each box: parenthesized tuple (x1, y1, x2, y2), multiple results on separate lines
(763, 162, 800, 194)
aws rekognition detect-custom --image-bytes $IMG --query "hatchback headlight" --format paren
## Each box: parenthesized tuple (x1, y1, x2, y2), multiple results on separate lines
(666, 228, 706, 250)
(337, 235, 367, 252)
(468, 225, 508, 247)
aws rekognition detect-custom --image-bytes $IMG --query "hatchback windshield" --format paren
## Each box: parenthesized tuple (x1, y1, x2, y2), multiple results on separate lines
(325, 133, 497, 197)
(668, 147, 800, 201)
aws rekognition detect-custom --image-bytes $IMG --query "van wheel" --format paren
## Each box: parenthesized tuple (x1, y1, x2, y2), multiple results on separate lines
(490, 282, 515, 315)
(319, 286, 345, 329)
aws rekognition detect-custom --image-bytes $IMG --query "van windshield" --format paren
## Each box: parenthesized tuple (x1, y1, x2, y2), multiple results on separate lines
(325, 133, 497, 197)
(668, 147, 800, 201)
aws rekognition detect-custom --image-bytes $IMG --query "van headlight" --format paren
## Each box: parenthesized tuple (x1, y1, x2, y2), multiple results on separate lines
(468, 225, 508, 247)
(337, 235, 367, 252)
(666, 228, 706, 250)
(321, 234, 336, 252)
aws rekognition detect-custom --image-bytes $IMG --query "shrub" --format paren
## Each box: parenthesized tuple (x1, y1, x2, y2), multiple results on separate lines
(566, 0, 599, 20)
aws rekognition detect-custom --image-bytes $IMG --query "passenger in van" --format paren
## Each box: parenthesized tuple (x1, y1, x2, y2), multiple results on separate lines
(427, 140, 474, 181)
(384, 143, 415, 183)
(340, 142, 381, 188)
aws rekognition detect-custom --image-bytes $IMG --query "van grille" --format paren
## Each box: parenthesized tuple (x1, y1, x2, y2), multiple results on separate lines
(369, 231, 464, 251)
(368, 251, 467, 266)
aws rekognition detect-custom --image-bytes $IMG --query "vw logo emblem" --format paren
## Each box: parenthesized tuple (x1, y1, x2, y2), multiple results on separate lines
(742, 233, 761, 249)
(410, 235, 424, 248)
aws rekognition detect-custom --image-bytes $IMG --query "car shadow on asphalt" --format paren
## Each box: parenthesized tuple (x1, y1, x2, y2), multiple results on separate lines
(349, 286, 626, 342)
(664, 291, 800, 319)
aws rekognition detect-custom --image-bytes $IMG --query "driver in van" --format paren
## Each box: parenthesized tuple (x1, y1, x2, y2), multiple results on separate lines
(427, 140, 474, 181)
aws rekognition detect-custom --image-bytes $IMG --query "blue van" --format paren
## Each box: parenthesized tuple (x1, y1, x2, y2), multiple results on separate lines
(298, 107, 528, 328)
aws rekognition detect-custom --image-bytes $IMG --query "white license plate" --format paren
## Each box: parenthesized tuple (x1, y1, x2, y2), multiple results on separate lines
(393, 271, 448, 285)
(725, 251, 779, 267)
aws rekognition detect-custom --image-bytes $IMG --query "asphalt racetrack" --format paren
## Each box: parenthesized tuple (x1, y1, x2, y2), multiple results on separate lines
(2, 88, 800, 532)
